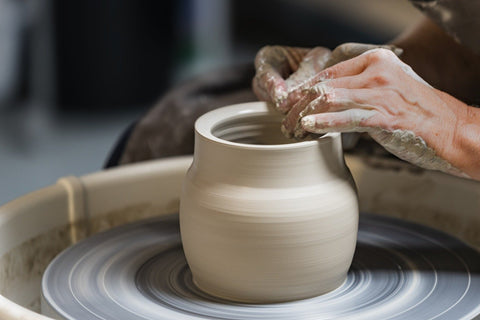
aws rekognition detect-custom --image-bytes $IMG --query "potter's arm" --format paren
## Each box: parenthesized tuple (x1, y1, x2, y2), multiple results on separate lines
(253, 18, 480, 180)
(392, 18, 480, 179)
(386, 17, 480, 180)
(282, 48, 480, 180)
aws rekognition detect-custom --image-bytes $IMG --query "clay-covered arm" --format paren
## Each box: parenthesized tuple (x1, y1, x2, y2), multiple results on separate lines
(284, 49, 480, 180)
(252, 17, 480, 180)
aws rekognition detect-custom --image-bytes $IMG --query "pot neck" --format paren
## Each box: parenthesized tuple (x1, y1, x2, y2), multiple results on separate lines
(190, 133, 349, 188)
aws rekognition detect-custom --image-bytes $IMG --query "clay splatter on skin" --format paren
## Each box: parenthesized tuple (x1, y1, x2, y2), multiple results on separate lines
(296, 84, 468, 177)
(302, 110, 468, 178)
(279, 49, 469, 178)
(370, 129, 469, 178)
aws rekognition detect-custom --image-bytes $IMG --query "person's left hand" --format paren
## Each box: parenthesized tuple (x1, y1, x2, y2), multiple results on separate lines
(281, 48, 471, 178)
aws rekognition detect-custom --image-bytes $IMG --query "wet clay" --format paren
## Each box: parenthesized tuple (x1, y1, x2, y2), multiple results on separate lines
(179, 102, 359, 303)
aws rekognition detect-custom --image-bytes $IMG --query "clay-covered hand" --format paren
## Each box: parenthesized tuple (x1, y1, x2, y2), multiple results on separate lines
(253, 43, 402, 113)
(283, 48, 479, 179)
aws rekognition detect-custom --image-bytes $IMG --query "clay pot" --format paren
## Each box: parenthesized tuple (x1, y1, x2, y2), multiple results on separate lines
(179, 102, 358, 303)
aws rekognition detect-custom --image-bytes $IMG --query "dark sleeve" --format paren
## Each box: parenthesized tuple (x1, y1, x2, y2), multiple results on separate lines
(410, 0, 480, 54)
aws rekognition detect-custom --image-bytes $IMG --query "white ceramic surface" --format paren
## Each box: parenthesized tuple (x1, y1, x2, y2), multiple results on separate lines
(179, 102, 359, 303)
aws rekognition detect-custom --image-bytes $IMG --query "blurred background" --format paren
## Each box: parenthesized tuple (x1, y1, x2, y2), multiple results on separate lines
(0, 0, 422, 204)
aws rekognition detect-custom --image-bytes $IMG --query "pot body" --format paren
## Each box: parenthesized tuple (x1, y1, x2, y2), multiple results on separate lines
(179, 102, 358, 303)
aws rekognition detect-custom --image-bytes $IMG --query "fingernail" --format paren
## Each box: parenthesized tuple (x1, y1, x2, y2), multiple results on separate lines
(301, 115, 316, 129)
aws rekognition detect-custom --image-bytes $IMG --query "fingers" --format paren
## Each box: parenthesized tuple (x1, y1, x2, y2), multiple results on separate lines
(282, 84, 389, 138)
(283, 48, 401, 102)
(287, 47, 332, 87)
(301, 109, 378, 134)
(272, 47, 332, 113)
(281, 83, 333, 138)
(294, 52, 372, 91)
(252, 74, 287, 107)
(253, 43, 404, 116)
(291, 47, 402, 99)
(253, 46, 310, 111)
(252, 64, 289, 109)
(254, 46, 309, 74)
(321, 51, 372, 80)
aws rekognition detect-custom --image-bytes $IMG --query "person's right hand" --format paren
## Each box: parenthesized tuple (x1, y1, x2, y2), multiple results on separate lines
(253, 43, 403, 114)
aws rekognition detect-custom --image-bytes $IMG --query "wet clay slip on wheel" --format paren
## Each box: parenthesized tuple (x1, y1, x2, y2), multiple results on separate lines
(179, 102, 359, 303)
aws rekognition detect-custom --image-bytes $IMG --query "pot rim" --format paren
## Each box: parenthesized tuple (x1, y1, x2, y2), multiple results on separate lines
(195, 102, 339, 150)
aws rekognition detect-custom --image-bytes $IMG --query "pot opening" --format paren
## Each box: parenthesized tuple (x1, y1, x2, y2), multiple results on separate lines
(211, 114, 298, 145)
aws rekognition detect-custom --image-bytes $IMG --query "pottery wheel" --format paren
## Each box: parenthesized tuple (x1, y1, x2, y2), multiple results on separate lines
(42, 213, 480, 320)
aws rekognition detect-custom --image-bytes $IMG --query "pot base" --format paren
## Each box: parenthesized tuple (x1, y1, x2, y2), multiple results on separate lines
(191, 273, 348, 304)
(42, 213, 480, 320)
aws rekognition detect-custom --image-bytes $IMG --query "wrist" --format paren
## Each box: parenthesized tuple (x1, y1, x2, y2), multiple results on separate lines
(448, 100, 480, 180)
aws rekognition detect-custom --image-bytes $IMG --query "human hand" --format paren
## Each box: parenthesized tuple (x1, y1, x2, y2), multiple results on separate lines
(282, 48, 473, 178)
(253, 43, 402, 113)
(253, 46, 329, 113)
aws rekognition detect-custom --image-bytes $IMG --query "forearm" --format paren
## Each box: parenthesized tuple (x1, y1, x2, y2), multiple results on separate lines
(445, 93, 480, 180)
(392, 17, 480, 105)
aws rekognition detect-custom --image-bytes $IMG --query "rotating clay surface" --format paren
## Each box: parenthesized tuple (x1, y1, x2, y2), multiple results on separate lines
(42, 213, 480, 320)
